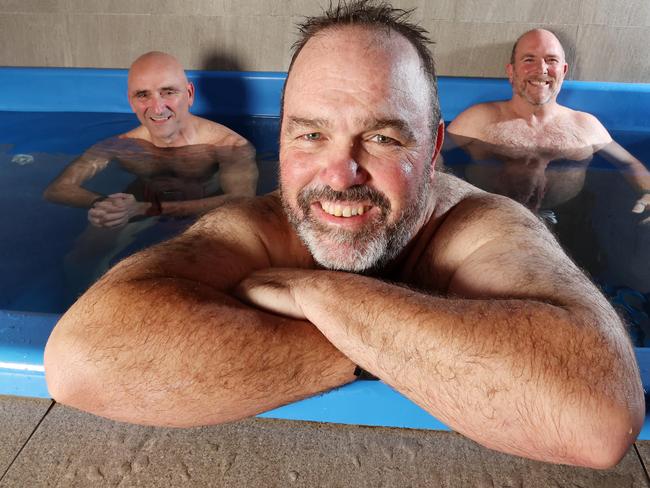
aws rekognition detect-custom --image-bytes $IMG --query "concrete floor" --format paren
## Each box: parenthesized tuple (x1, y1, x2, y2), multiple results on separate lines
(0, 395, 649, 488)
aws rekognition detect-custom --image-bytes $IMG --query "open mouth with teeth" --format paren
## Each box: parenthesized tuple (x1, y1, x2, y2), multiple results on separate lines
(527, 79, 551, 87)
(320, 201, 371, 218)
(149, 114, 172, 123)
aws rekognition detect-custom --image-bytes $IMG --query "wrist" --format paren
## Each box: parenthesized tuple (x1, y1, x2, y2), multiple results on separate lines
(90, 195, 108, 207)
(145, 199, 162, 216)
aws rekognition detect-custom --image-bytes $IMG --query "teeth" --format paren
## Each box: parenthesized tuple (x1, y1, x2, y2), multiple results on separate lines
(320, 202, 367, 218)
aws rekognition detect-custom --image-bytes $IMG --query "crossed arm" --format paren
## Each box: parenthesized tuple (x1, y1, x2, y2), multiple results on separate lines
(44, 194, 644, 468)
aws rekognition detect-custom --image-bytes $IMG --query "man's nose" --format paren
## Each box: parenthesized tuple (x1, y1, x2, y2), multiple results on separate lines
(150, 95, 166, 114)
(320, 142, 368, 191)
(535, 59, 549, 74)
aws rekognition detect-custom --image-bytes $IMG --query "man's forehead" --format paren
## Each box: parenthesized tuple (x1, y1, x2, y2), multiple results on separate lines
(293, 26, 417, 71)
(287, 28, 422, 95)
(516, 31, 564, 58)
(128, 70, 187, 92)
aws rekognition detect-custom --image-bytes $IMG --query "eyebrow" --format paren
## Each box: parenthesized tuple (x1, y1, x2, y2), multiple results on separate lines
(285, 116, 414, 140)
(285, 117, 330, 132)
(364, 118, 414, 141)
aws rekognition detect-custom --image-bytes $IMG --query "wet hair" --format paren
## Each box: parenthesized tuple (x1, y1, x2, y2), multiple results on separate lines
(509, 28, 566, 65)
(283, 0, 441, 131)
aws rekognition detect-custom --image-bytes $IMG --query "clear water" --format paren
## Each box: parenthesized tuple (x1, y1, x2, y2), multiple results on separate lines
(0, 112, 279, 313)
(0, 112, 648, 345)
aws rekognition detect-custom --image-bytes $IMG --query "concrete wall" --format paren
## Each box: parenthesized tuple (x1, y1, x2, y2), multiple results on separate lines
(0, 0, 648, 82)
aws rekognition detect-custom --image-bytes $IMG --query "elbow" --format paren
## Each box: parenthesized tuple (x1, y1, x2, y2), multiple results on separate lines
(42, 185, 57, 203)
(44, 325, 98, 410)
(43, 333, 77, 405)
(570, 399, 644, 469)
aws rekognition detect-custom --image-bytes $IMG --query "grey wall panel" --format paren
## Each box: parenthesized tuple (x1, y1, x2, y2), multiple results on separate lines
(0, 0, 647, 82)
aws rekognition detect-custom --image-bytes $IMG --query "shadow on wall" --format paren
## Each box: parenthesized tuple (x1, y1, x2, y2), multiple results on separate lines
(194, 52, 248, 116)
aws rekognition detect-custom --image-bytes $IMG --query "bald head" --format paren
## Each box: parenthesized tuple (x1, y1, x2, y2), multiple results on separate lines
(510, 29, 565, 65)
(126, 51, 195, 144)
(128, 51, 188, 87)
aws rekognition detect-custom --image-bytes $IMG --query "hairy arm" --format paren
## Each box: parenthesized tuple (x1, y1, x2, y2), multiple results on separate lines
(44, 197, 355, 426)
(239, 195, 644, 468)
(43, 145, 112, 207)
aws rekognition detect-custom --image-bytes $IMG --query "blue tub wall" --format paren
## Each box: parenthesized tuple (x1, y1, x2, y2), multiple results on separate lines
(1, 67, 650, 437)
(3, 67, 650, 131)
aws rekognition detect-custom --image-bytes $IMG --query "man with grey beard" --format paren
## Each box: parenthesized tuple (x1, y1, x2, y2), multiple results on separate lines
(44, 1, 643, 469)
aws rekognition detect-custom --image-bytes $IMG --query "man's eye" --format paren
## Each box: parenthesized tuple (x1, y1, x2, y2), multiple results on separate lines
(302, 132, 321, 141)
(371, 134, 397, 145)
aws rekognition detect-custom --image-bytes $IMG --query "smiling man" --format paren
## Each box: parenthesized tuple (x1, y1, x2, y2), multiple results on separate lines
(447, 29, 650, 215)
(44, 3, 643, 469)
(44, 51, 258, 226)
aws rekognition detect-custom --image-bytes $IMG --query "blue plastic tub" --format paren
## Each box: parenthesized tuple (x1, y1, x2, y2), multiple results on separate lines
(1, 67, 649, 437)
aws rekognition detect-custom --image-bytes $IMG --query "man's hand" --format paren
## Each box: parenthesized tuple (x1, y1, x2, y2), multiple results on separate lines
(235, 268, 311, 320)
(88, 193, 149, 228)
(632, 193, 650, 223)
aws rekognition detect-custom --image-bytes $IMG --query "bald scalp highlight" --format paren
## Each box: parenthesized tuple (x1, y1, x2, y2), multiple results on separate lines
(128, 51, 189, 87)
(509, 29, 566, 65)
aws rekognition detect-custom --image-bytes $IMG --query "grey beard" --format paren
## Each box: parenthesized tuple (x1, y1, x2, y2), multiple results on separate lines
(282, 179, 431, 273)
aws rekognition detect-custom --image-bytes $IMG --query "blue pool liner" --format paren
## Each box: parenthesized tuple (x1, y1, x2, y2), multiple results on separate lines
(2, 67, 650, 439)
(2, 67, 650, 131)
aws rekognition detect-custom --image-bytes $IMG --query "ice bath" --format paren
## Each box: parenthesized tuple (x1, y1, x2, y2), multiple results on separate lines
(1, 68, 649, 437)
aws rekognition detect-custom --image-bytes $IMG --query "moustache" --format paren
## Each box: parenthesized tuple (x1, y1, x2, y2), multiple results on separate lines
(297, 185, 391, 216)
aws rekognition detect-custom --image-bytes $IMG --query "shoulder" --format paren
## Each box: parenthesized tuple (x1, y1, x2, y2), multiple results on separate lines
(187, 193, 310, 268)
(120, 125, 149, 141)
(194, 116, 253, 148)
(423, 176, 556, 286)
(563, 107, 612, 145)
(447, 102, 504, 138)
(78, 136, 129, 161)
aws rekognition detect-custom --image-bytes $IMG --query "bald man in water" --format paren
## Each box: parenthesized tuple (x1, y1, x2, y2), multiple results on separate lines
(45, 2, 643, 469)
(44, 51, 258, 226)
(447, 29, 650, 217)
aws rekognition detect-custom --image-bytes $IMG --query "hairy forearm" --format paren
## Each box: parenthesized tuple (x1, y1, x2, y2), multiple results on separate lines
(289, 271, 643, 467)
(45, 274, 355, 427)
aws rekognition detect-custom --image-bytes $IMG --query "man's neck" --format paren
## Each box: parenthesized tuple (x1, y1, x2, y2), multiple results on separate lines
(507, 96, 562, 126)
(149, 117, 198, 148)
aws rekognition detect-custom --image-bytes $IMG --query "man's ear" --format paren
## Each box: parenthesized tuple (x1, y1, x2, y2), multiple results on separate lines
(506, 63, 514, 83)
(431, 120, 445, 175)
(187, 82, 195, 107)
(563, 62, 568, 75)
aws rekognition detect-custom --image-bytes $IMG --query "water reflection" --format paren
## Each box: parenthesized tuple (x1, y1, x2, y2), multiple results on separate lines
(443, 129, 650, 344)
(446, 133, 649, 222)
